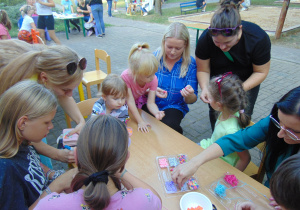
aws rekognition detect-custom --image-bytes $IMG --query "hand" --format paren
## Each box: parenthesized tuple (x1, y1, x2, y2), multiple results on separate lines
(156, 87, 168, 98)
(68, 121, 85, 136)
(154, 111, 165, 121)
(58, 149, 75, 163)
(180, 85, 194, 98)
(269, 197, 281, 209)
(171, 160, 198, 188)
(200, 87, 210, 103)
(49, 168, 78, 193)
(236, 201, 257, 210)
(138, 121, 151, 133)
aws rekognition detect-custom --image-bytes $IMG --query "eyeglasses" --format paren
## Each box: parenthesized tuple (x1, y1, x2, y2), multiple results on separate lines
(270, 115, 300, 141)
(208, 25, 240, 37)
(215, 72, 232, 100)
(66, 57, 87, 75)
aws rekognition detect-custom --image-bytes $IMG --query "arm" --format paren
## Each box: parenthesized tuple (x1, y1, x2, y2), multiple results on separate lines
(242, 61, 270, 91)
(235, 150, 251, 171)
(30, 22, 37, 30)
(155, 87, 168, 98)
(196, 57, 211, 103)
(126, 88, 150, 132)
(172, 143, 224, 187)
(0, 35, 8, 40)
(36, 0, 55, 7)
(146, 90, 165, 120)
(31, 141, 75, 163)
(57, 95, 85, 135)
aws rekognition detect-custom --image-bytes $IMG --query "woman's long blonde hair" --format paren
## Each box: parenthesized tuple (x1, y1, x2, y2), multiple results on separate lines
(0, 80, 57, 158)
(0, 40, 84, 95)
(157, 22, 191, 78)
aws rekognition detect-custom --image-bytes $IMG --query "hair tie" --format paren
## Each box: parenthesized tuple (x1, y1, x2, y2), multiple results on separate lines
(84, 170, 109, 186)
(239, 109, 244, 114)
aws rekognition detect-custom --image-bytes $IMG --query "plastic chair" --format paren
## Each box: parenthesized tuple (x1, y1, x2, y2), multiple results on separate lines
(80, 49, 111, 100)
(65, 98, 98, 128)
(31, 29, 44, 44)
(243, 121, 266, 183)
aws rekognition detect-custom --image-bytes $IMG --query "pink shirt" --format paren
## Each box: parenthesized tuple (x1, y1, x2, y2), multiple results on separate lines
(34, 188, 162, 210)
(121, 69, 158, 101)
(0, 24, 11, 40)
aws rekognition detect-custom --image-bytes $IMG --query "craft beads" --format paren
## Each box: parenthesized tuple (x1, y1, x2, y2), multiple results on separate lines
(214, 182, 227, 198)
(181, 181, 189, 191)
(187, 206, 203, 210)
(159, 158, 169, 168)
(188, 177, 199, 190)
(224, 174, 239, 187)
(178, 154, 187, 164)
(168, 157, 179, 167)
(165, 181, 177, 193)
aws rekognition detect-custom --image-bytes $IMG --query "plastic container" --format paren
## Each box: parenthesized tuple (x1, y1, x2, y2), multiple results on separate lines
(180, 192, 212, 210)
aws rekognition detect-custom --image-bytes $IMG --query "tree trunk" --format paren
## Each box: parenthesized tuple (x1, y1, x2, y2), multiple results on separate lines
(155, 0, 162, 15)
(275, 0, 290, 39)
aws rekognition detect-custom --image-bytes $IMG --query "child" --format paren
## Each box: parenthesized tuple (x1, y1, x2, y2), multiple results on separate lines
(0, 9, 11, 40)
(92, 74, 129, 123)
(33, 115, 162, 209)
(121, 43, 165, 133)
(0, 80, 64, 209)
(199, 72, 251, 171)
(237, 153, 300, 210)
(196, 0, 206, 12)
(18, 5, 37, 44)
(61, 0, 81, 32)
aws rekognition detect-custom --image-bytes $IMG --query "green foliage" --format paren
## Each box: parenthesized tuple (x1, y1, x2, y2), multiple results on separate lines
(0, 3, 24, 25)
(0, 0, 25, 6)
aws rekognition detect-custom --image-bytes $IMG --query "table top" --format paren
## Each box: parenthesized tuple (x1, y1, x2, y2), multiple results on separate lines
(126, 111, 271, 210)
(54, 14, 84, 20)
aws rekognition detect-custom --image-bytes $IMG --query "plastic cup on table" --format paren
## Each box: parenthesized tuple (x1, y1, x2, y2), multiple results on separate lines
(180, 192, 212, 210)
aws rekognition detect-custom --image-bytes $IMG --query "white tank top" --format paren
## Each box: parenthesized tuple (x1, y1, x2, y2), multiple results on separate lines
(36, 0, 53, 16)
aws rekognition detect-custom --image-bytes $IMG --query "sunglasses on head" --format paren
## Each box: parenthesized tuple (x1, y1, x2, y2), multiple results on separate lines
(208, 25, 240, 37)
(66, 57, 87, 75)
(215, 72, 232, 100)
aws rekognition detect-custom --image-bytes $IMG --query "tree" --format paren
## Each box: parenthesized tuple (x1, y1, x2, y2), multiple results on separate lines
(154, 0, 162, 15)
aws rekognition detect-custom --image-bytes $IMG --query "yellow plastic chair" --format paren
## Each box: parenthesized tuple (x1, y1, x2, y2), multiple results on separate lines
(79, 49, 111, 100)
(243, 121, 266, 183)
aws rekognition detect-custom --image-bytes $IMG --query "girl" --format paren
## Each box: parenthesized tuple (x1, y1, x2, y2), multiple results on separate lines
(77, 0, 91, 22)
(92, 74, 129, 122)
(121, 43, 165, 133)
(199, 72, 250, 171)
(18, 5, 37, 44)
(0, 40, 85, 164)
(61, 0, 81, 33)
(0, 81, 60, 209)
(154, 22, 198, 134)
(33, 115, 162, 209)
(0, 9, 11, 40)
(172, 86, 300, 189)
(87, 0, 105, 38)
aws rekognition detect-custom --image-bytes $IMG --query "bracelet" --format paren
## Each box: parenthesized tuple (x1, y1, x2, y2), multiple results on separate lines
(45, 186, 52, 195)
(120, 169, 127, 178)
(46, 169, 55, 181)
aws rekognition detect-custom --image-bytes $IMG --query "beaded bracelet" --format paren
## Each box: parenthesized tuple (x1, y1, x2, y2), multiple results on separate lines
(120, 169, 128, 178)
(45, 186, 52, 195)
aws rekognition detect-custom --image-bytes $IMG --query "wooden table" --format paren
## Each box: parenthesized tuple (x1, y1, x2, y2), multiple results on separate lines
(54, 15, 86, 40)
(126, 111, 271, 210)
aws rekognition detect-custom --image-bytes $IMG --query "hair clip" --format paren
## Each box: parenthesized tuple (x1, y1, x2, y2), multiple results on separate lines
(239, 109, 245, 114)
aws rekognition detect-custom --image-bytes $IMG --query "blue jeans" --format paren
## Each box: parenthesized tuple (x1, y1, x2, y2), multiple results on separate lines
(91, 4, 105, 34)
(107, 0, 113, 17)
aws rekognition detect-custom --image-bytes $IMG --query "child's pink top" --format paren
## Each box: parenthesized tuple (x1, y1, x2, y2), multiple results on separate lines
(0, 24, 11, 40)
(121, 69, 158, 100)
(34, 188, 162, 210)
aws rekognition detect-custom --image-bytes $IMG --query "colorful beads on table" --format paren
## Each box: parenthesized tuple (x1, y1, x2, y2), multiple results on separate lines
(165, 181, 177, 193)
(214, 182, 227, 198)
(187, 206, 203, 210)
(178, 154, 187, 164)
(224, 174, 239, 187)
(168, 157, 179, 167)
(181, 180, 189, 191)
(187, 177, 199, 190)
(159, 158, 169, 168)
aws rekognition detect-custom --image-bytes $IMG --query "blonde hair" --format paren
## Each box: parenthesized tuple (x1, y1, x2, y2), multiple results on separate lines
(0, 40, 84, 95)
(0, 80, 57, 158)
(157, 22, 191, 78)
(100, 74, 128, 98)
(128, 43, 158, 81)
(71, 115, 129, 209)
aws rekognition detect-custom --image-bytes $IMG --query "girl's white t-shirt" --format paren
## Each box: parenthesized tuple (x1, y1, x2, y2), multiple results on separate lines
(20, 15, 34, 32)
(36, 0, 53, 15)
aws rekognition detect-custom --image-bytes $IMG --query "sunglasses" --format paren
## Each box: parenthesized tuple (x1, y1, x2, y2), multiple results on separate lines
(215, 72, 232, 100)
(66, 57, 87, 75)
(208, 25, 240, 37)
(270, 115, 300, 141)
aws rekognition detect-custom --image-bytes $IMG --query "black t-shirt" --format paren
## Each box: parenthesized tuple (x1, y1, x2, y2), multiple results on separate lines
(196, 0, 205, 8)
(195, 21, 271, 81)
(78, 0, 90, 17)
(89, 0, 102, 5)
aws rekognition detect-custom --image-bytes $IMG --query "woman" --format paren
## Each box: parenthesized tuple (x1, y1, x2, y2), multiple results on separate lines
(0, 40, 85, 164)
(150, 22, 198, 134)
(33, 115, 162, 209)
(196, 0, 271, 131)
(88, 0, 105, 38)
(36, 0, 61, 44)
(172, 86, 300, 189)
(77, 0, 91, 22)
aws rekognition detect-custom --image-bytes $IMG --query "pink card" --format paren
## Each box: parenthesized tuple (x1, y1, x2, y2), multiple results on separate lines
(63, 129, 79, 146)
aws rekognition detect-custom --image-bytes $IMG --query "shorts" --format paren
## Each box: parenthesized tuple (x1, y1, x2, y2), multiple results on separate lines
(18, 30, 33, 44)
(37, 15, 55, 30)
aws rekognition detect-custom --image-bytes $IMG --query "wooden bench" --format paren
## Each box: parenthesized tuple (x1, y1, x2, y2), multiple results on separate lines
(180, 1, 201, 15)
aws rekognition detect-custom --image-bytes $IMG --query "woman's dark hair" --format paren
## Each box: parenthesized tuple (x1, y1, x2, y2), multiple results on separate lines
(71, 115, 129, 209)
(210, 0, 241, 32)
(270, 153, 300, 210)
(265, 86, 300, 175)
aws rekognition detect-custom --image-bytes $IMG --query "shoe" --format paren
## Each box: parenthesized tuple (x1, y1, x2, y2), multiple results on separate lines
(77, 27, 81, 32)
(143, 12, 148, 16)
(202, 9, 205, 12)
(102, 33, 105, 37)
(241, 8, 247, 11)
(97, 34, 103, 38)
(87, 30, 93, 37)
(114, 10, 118, 12)
(126, 13, 131, 16)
